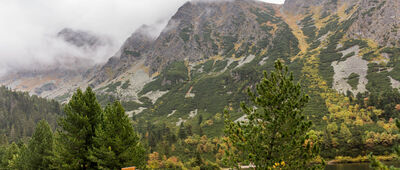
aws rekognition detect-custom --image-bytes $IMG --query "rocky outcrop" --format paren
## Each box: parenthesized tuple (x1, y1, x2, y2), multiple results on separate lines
(283, 0, 359, 15)
(284, 0, 400, 47)
(347, 0, 400, 47)
(283, 0, 323, 15)
(90, 25, 156, 86)
(92, 0, 283, 85)
(146, 0, 278, 73)
(57, 28, 111, 50)
(3, 0, 400, 103)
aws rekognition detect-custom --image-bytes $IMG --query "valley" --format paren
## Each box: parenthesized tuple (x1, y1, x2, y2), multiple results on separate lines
(1, 0, 400, 169)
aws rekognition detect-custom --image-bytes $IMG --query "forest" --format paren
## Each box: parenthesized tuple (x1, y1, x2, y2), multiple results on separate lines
(1, 60, 400, 169)
(0, 61, 327, 169)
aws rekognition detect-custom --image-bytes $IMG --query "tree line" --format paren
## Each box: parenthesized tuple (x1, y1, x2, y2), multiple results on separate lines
(0, 88, 146, 169)
(0, 60, 323, 169)
(0, 86, 62, 143)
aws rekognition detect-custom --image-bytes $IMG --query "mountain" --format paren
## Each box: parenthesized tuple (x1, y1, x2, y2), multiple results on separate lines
(0, 28, 108, 101)
(1, 0, 400, 158)
(58, 28, 111, 49)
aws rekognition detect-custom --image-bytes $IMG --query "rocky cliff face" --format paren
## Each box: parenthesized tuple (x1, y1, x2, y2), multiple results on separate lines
(284, 0, 399, 47)
(145, 0, 279, 73)
(90, 25, 155, 86)
(90, 0, 284, 86)
(83, 0, 295, 104)
(283, 0, 361, 14)
(347, 0, 400, 47)
(2, 0, 400, 106)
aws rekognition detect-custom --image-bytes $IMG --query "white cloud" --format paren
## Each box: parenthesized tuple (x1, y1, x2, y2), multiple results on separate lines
(0, 0, 188, 75)
(0, 0, 285, 75)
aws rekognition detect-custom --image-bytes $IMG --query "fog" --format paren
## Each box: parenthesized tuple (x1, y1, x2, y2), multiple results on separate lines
(0, 0, 284, 76)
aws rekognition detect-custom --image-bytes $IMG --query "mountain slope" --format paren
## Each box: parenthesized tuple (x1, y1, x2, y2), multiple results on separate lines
(0, 86, 62, 143)
(1, 0, 400, 159)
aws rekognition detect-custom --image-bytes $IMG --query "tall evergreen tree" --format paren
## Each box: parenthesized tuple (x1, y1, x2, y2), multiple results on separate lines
(178, 123, 187, 140)
(89, 101, 146, 169)
(24, 120, 54, 170)
(54, 87, 103, 169)
(224, 60, 322, 169)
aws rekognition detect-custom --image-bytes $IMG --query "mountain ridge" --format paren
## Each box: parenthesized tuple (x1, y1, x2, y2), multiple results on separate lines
(1, 0, 400, 160)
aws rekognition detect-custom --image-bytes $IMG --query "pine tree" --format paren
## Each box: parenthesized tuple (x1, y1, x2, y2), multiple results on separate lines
(224, 60, 322, 169)
(178, 123, 187, 140)
(89, 101, 146, 169)
(0, 142, 20, 169)
(24, 120, 54, 170)
(54, 87, 103, 169)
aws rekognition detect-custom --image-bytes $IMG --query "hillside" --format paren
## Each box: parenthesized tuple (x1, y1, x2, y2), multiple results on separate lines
(0, 86, 62, 143)
(1, 0, 400, 160)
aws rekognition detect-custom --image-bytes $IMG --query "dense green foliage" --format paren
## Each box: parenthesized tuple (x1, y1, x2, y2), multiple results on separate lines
(347, 73, 360, 90)
(0, 120, 54, 169)
(53, 87, 103, 169)
(24, 120, 54, 169)
(0, 86, 62, 143)
(1, 88, 146, 169)
(369, 119, 400, 170)
(300, 15, 317, 44)
(90, 102, 146, 169)
(140, 61, 188, 95)
(3, 2, 400, 169)
(224, 60, 322, 169)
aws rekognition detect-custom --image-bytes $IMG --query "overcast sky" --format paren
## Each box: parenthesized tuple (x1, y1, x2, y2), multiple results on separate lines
(0, 0, 285, 75)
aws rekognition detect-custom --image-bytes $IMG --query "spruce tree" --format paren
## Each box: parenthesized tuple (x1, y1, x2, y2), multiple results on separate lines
(224, 60, 322, 169)
(25, 120, 54, 170)
(0, 142, 20, 169)
(178, 123, 187, 140)
(54, 87, 103, 169)
(89, 101, 146, 169)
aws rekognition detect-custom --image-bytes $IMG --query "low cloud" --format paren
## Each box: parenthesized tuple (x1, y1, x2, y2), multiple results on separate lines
(0, 0, 283, 76)
(0, 0, 188, 75)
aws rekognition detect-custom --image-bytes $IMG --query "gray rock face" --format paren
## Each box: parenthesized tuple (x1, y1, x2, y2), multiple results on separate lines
(347, 0, 400, 47)
(284, 0, 400, 47)
(91, 25, 155, 86)
(57, 28, 110, 50)
(283, 0, 359, 15)
(92, 0, 283, 85)
(34, 82, 57, 95)
(145, 0, 278, 74)
(332, 46, 368, 95)
(283, 0, 323, 15)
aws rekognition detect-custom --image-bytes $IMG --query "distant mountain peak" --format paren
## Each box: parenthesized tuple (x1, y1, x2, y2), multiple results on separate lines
(57, 28, 111, 50)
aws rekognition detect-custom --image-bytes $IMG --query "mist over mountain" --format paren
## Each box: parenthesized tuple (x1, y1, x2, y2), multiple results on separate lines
(2, 0, 400, 168)
(0, 0, 190, 76)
